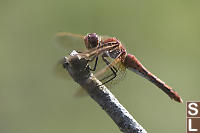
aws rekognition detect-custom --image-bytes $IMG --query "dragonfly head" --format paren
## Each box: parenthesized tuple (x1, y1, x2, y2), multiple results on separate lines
(84, 33, 99, 49)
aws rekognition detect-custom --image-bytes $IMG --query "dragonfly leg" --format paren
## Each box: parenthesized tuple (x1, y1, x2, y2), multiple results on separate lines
(89, 56, 98, 71)
(100, 56, 118, 85)
(89, 41, 102, 71)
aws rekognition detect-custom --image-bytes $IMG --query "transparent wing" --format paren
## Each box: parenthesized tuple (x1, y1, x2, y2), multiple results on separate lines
(109, 60, 127, 87)
(74, 87, 88, 97)
(54, 32, 86, 54)
(94, 58, 127, 88)
(53, 58, 72, 80)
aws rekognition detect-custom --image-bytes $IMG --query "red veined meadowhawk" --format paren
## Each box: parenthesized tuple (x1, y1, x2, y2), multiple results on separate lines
(55, 32, 183, 103)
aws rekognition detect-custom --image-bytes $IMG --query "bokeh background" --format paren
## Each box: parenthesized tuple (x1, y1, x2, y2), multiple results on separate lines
(1, 0, 200, 133)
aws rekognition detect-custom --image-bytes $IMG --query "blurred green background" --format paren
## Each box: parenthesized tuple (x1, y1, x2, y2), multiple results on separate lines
(0, 0, 200, 133)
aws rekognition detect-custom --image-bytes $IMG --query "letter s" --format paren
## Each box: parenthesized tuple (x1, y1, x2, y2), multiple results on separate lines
(188, 103, 198, 116)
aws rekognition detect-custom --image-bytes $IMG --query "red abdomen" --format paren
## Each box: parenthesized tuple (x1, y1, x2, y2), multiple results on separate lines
(123, 54, 183, 103)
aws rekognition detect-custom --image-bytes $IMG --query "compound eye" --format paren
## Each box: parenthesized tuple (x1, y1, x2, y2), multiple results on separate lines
(87, 33, 99, 49)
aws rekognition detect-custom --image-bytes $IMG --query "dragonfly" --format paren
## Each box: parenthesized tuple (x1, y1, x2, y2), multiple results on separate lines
(55, 32, 183, 103)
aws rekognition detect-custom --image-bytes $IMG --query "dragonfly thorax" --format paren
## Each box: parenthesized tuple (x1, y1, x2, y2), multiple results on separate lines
(105, 50, 121, 59)
(102, 38, 127, 60)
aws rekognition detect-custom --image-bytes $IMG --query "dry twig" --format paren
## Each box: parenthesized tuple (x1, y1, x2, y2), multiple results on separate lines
(63, 51, 147, 133)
